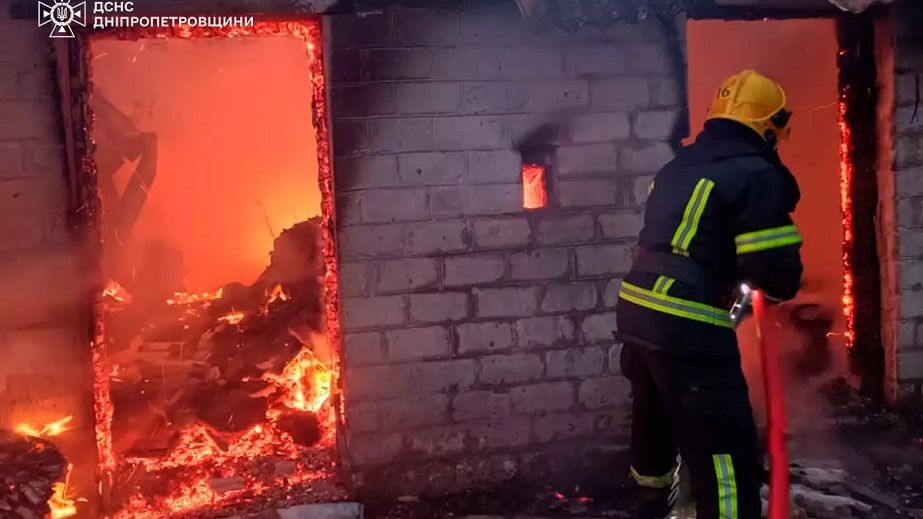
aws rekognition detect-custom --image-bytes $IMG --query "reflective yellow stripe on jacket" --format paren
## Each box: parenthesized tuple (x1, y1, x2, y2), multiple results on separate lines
(619, 282, 734, 329)
(671, 178, 716, 256)
(735, 224, 802, 254)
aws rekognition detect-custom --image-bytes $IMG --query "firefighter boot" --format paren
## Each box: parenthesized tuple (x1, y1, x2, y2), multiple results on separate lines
(627, 466, 680, 519)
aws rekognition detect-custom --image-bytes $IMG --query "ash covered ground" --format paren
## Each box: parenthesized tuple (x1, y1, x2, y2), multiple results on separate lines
(357, 379, 923, 519)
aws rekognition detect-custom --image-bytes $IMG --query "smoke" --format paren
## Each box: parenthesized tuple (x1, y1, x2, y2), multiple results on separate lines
(738, 284, 849, 444)
(513, 120, 569, 153)
(0, 247, 95, 329)
(90, 36, 322, 291)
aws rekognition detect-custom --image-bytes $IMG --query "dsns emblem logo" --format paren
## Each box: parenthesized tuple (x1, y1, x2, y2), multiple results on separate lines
(38, 1, 87, 38)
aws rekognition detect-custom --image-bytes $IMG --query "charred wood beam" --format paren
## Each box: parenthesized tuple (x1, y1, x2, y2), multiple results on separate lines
(686, 2, 837, 20)
(837, 13, 884, 399)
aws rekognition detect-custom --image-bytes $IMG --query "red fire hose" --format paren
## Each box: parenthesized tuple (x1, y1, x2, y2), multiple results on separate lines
(751, 290, 790, 519)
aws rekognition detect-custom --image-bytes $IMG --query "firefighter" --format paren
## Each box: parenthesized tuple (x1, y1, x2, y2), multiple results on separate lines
(615, 70, 803, 519)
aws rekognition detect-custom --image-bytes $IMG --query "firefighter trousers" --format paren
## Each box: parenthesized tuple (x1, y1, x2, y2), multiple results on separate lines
(621, 342, 763, 519)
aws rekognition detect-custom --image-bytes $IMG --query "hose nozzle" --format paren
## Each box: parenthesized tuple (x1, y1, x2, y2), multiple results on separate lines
(730, 283, 753, 327)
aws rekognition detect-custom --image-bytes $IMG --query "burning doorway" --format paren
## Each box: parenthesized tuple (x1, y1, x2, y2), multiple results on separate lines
(686, 18, 857, 419)
(84, 22, 343, 517)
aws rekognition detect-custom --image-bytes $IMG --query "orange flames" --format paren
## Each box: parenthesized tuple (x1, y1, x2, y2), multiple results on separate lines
(268, 284, 289, 304)
(522, 163, 548, 210)
(48, 465, 78, 519)
(218, 310, 246, 325)
(260, 284, 291, 317)
(167, 288, 227, 321)
(102, 280, 133, 305)
(166, 289, 224, 307)
(838, 99, 856, 347)
(15, 416, 75, 438)
(263, 345, 332, 416)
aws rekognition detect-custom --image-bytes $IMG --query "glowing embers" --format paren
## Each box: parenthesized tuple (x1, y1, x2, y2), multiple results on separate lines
(218, 310, 246, 325)
(99, 224, 336, 515)
(522, 163, 548, 209)
(103, 280, 133, 308)
(167, 288, 226, 320)
(837, 98, 856, 347)
(167, 289, 225, 307)
(108, 284, 337, 517)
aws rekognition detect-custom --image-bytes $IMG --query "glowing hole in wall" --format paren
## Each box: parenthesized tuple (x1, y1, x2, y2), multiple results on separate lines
(522, 163, 547, 209)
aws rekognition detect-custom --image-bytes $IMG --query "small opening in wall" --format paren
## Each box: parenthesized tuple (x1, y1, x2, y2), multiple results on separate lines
(522, 163, 548, 210)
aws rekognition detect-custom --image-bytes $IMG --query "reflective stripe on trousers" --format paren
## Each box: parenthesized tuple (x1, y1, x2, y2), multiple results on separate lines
(713, 454, 738, 519)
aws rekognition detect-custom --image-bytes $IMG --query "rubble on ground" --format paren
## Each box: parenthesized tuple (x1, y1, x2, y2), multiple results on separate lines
(107, 219, 328, 449)
(0, 430, 68, 519)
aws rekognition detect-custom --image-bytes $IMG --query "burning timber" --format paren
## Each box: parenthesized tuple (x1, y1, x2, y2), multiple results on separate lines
(99, 219, 344, 517)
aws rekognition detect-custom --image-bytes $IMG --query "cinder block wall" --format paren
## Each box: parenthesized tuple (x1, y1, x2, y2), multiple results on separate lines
(329, 3, 683, 495)
(0, 6, 99, 514)
(890, 3, 923, 395)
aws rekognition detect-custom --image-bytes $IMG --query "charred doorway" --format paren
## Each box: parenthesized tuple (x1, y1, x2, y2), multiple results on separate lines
(686, 17, 871, 421)
(82, 22, 343, 517)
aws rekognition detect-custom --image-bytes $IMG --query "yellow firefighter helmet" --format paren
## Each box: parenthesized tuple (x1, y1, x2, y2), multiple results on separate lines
(707, 70, 792, 147)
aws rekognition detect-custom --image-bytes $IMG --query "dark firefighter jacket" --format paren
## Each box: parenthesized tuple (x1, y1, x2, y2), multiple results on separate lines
(616, 119, 803, 356)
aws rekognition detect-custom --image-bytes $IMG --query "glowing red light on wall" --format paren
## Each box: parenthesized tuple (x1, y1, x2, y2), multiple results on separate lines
(837, 98, 856, 348)
(522, 163, 547, 209)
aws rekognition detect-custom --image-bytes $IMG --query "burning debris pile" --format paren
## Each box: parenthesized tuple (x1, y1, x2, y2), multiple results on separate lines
(100, 219, 343, 517)
(0, 430, 75, 519)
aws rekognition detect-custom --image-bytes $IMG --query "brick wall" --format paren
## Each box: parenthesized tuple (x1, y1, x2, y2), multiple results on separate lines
(329, 3, 683, 495)
(888, 2, 923, 395)
(875, 12, 899, 402)
(0, 6, 98, 515)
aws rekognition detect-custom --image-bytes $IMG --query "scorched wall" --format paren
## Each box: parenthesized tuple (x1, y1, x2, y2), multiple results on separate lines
(329, 3, 684, 495)
(0, 4, 99, 513)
